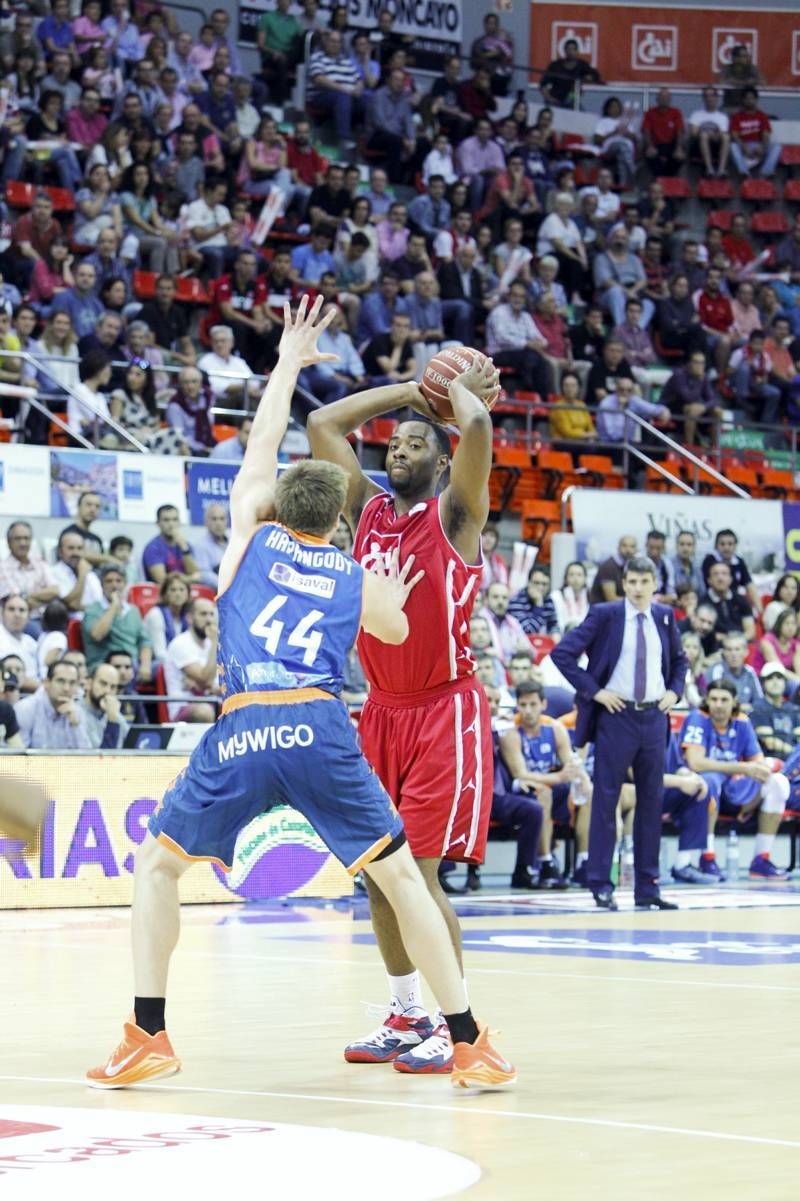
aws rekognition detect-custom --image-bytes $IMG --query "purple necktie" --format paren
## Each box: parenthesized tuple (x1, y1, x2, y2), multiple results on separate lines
(634, 612, 647, 702)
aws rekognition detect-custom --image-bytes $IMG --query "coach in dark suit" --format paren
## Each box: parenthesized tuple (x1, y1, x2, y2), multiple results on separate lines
(552, 556, 687, 910)
(437, 244, 485, 343)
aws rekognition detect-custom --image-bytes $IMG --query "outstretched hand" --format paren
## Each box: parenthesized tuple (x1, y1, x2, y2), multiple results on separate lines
(278, 294, 340, 368)
(369, 546, 425, 609)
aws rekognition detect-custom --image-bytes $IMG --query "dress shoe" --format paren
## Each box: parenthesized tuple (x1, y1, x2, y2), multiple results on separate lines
(537, 859, 568, 890)
(439, 875, 466, 895)
(635, 895, 678, 910)
(510, 866, 537, 890)
(592, 889, 618, 911)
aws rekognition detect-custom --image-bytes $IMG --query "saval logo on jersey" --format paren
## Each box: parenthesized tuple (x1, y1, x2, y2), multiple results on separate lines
(269, 560, 335, 601)
(712, 29, 758, 71)
(632, 26, 678, 71)
(551, 22, 598, 67)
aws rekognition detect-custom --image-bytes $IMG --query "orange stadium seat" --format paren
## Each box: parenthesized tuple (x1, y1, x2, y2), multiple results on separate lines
(520, 500, 563, 560)
(212, 423, 237, 443)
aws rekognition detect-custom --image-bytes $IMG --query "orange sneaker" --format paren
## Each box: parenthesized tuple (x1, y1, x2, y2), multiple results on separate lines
(86, 1018, 181, 1089)
(451, 1025, 516, 1092)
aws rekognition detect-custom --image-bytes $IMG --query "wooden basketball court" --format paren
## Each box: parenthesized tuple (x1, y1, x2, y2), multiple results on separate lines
(1, 884, 799, 1199)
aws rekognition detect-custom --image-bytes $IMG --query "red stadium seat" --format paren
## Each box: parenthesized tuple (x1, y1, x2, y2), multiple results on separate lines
(783, 181, 800, 203)
(190, 584, 216, 603)
(707, 209, 734, 231)
(127, 582, 161, 616)
(750, 211, 790, 236)
(528, 634, 556, 663)
(657, 176, 691, 200)
(780, 145, 800, 167)
(697, 178, 734, 202)
(5, 180, 35, 209)
(740, 179, 778, 203)
(67, 618, 84, 651)
(175, 276, 210, 304)
(45, 186, 75, 213)
(155, 662, 169, 725)
(133, 269, 158, 300)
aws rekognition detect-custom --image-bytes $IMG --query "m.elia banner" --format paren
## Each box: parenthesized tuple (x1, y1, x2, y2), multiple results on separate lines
(0, 756, 351, 909)
(530, 3, 799, 87)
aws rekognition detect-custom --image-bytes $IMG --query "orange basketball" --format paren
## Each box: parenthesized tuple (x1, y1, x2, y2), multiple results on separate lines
(419, 346, 499, 423)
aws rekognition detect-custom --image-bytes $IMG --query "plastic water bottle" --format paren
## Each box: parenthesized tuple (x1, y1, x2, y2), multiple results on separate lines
(726, 830, 740, 882)
(620, 846, 635, 889)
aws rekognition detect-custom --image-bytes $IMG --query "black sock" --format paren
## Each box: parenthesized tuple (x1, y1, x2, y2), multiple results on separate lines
(444, 1008, 479, 1045)
(134, 996, 166, 1035)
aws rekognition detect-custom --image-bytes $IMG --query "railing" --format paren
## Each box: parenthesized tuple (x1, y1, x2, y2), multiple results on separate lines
(575, 82, 800, 121)
(622, 411, 750, 497)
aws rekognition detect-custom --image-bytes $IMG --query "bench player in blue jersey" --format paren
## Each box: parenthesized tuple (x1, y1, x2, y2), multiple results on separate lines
(87, 295, 515, 1093)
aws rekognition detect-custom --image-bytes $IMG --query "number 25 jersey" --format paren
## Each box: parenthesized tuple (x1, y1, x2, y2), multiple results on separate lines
(216, 522, 364, 699)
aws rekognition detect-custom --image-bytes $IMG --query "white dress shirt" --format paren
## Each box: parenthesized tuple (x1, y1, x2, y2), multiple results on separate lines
(605, 600, 666, 702)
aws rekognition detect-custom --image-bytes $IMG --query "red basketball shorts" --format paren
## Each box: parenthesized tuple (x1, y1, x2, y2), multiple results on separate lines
(357, 679, 493, 863)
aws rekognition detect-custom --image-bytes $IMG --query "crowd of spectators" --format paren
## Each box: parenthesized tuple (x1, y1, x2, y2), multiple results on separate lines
(0, 6, 797, 454)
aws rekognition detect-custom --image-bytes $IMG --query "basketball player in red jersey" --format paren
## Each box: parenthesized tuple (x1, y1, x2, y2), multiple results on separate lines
(308, 356, 499, 1074)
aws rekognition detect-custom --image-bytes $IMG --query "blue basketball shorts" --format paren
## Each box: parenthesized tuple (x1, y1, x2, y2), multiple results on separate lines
(148, 690, 404, 875)
(702, 771, 761, 813)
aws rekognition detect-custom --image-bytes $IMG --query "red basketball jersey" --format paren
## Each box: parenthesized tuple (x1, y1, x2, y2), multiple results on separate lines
(353, 492, 482, 695)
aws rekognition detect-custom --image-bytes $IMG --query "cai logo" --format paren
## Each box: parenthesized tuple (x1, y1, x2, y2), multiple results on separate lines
(712, 28, 758, 71)
(792, 31, 800, 76)
(632, 25, 678, 72)
(122, 469, 143, 500)
(551, 22, 598, 67)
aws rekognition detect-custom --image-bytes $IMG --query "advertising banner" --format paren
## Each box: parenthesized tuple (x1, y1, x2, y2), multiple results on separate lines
(570, 488, 784, 571)
(0, 445, 50, 518)
(239, 0, 463, 66)
(781, 503, 800, 572)
(0, 755, 351, 909)
(50, 449, 118, 519)
(115, 451, 187, 525)
(530, 2, 799, 87)
(185, 460, 238, 526)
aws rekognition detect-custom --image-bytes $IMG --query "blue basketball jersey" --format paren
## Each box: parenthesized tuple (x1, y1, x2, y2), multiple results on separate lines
(679, 709, 760, 763)
(520, 719, 559, 774)
(217, 523, 364, 698)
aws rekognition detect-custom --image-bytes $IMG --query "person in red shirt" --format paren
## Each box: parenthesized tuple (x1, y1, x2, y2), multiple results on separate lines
(456, 66, 497, 124)
(8, 192, 62, 292)
(696, 265, 734, 371)
(721, 213, 756, 277)
(642, 88, 686, 177)
(730, 88, 781, 178)
(285, 117, 327, 218)
(207, 248, 278, 373)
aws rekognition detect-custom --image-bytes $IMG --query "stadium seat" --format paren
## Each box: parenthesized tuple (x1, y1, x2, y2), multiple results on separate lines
(360, 417, 395, 447)
(696, 178, 734, 202)
(783, 180, 800, 203)
(67, 617, 84, 651)
(5, 180, 35, 209)
(190, 584, 216, 603)
(133, 269, 158, 300)
(520, 499, 562, 559)
(707, 209, 734, 231)
(175, 276, 210, 305)
(45, 186, 75, 213)
(740, 179, 778, 203)
(212, 423, 237, 443)
(494, 447, 531, 468)
(528, 634, 556, 663)
(657, 176, 691, 200)
(780, 145, 800, 168)
(750, 211, 790, 236)
(127, 582, 161, 616)
(759, 468, 798, 499)
(644, 464, 685, 494)
(504, 467, 548, 514)
(577, 453, 624, 488)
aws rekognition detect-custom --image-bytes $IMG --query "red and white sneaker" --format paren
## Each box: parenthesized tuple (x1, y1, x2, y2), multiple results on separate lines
(393, 1019, 453, 1074)
(344, 1011, 435, 1064)
(86, 1017, 181, 1089)
(451, 1025, 516, 1092)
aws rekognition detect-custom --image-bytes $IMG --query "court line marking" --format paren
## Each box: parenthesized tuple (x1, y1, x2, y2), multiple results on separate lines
(10, 942, 800, 993)
(1, 1075, 799, 1152)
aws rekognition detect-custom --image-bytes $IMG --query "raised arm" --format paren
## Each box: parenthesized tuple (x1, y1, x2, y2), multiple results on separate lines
(306, 380, 419, 525)
(440, 357, 498, 553)
(219, 296, 337, 590)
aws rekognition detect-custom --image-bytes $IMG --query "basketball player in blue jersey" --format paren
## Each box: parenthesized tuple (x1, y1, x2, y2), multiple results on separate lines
(87, 296, 515, 1093)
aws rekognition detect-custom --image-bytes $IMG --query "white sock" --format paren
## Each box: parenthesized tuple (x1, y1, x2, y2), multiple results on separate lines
(706, 835, 716, 853)
(674, 850, 692, 869)
(540, 853, 553, 864)
(388, 971, 425, 1016)
(754, 833, 774, 857)
(575, 851, 588, 867)
(622, 835, 633, 852)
